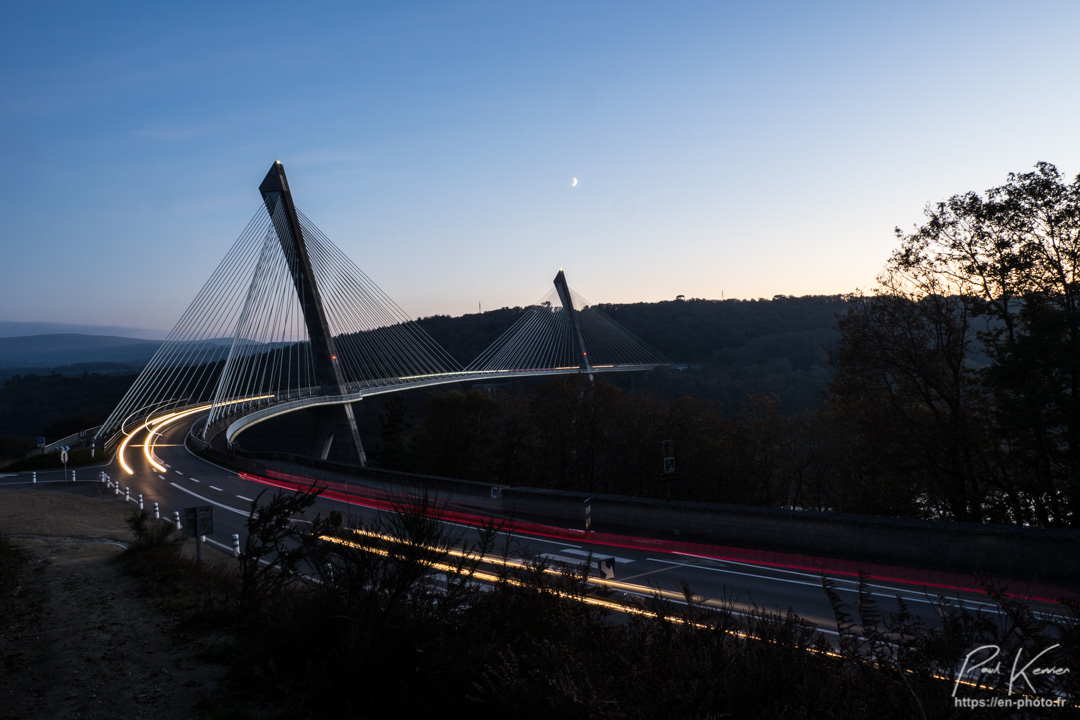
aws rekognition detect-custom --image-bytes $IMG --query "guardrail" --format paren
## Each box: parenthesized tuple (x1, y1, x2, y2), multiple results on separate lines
(42, 426, 103, 453)
(222, 365, 667, 446)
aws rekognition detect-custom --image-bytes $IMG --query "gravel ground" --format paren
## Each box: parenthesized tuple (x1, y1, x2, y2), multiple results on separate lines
(0, 487, 235, 720)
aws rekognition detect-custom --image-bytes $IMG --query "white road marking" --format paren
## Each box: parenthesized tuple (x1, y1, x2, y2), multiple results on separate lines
(174, 470, 183, 475)
(168, 483, 248, 516)
(190, 478, 200, 483)
(237, 495, 254, 502)
(158, 474, 167, 480)
(210, 485, 223, 492)
(541, 553, 592, 566)
(203, 536, 234, 553)
(559, 548, 634, 563)
(670, 554, 1056, 617)
(648, 557, 994, 611)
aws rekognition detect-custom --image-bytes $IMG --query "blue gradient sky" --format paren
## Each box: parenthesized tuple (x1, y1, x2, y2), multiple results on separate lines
(4, 1, 1079, 336)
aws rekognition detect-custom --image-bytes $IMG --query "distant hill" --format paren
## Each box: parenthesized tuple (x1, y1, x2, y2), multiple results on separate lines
(0, 334, 162, 372)
(0, 320, 165, 340)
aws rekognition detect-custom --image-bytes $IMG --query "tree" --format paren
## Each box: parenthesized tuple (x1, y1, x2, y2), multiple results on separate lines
(371, 395, 416, 471)
(238, 485, 337, 615)
(891, 163, 1079, 525)
(833, 163, 1079, 525)
(828, 271, 995, 521)
(415, 388, 501, 479)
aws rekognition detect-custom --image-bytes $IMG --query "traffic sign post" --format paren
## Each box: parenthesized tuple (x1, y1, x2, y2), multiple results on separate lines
(660, 440, 678, 500)
(183, 506, 213, 564)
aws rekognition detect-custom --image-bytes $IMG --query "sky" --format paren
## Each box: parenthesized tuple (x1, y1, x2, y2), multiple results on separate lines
(4, 1, 1080, 337)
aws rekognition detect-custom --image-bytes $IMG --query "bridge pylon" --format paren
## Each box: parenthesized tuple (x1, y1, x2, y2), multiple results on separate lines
(258, 161, 366, 465)
(552, 269, 593, 379)
(465, 269, 668, 375)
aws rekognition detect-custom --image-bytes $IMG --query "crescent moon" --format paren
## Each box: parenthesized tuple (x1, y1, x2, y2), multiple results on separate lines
(571, 177, 578, 187)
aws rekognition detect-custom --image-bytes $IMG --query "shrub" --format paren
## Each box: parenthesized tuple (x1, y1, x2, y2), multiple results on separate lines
(125, 508, 184, 553)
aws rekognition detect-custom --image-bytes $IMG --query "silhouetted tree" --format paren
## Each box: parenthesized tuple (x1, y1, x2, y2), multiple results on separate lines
(891, 162, 1080, 524)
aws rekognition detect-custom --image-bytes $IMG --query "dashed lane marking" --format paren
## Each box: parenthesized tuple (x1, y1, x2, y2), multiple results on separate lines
(210, 485, 223, 492)
(168, 483, 247, 516)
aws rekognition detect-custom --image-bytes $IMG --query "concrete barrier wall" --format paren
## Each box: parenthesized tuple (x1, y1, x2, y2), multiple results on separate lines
(192, 438, 1078, 587)
(500, 487, 1078, 586)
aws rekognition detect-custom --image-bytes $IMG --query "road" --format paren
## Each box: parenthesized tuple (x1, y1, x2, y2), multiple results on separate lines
(2, 411, 1073, 642)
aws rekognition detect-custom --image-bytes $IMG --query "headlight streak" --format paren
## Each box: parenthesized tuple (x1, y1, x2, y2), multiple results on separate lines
(117, 425, 139, 474)
(319, 531, 688, 625)
(118, 396, 276, 475)
(318, 530, 1077, 704)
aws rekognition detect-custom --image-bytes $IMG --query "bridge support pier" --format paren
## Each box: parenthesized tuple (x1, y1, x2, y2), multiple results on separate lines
(309, 405, 367, 465)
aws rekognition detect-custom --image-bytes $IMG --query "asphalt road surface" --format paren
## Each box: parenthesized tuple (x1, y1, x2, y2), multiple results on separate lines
(3, 412, 1072, 642)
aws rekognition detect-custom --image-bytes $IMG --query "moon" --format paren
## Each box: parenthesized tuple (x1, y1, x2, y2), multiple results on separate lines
(571, 177, 578, 187)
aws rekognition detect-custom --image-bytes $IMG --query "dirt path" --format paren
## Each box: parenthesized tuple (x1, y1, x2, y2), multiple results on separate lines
(0, 488, 232, 720)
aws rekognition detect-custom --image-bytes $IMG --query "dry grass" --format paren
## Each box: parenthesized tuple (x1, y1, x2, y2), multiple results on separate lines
(0, 487, 236, 720)
(0, 488, 133, 538)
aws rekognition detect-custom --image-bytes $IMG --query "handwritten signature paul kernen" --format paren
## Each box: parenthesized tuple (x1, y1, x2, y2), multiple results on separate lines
(954, 644, 1070, 697)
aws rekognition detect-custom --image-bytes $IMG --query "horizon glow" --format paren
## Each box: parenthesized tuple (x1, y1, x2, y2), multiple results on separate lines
(3, 2, 1079, 334)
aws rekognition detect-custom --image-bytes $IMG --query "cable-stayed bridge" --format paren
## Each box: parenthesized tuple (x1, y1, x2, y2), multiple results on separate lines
(97, 162, 667, 464)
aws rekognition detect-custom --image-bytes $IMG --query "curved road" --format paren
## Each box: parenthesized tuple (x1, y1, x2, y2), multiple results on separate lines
(3, 413, 1072, 641)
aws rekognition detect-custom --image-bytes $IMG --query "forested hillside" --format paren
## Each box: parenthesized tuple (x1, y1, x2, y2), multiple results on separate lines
(0, 372, 137, 457)
(419, 294, 846, 413)
(0, 295, 844, 464)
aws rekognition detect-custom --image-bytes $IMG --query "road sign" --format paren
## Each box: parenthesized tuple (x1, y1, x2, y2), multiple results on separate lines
(60, 450, 68, 464)
(36, 437, 45, 448)
(182, 506, 213, 537)
(662, 439, 676, 476)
